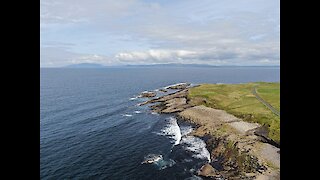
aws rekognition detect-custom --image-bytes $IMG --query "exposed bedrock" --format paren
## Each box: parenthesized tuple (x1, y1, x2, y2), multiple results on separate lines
(140, 91, 157, 98)
(139, 84, 280, 179)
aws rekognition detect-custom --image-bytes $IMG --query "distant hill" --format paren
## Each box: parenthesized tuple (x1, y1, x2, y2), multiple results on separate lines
(124, 64, 280, 68)
(124, 63, 217, 67)
(64, 63, 216, 68)
(65, 63, 106, 68)
(126, 64, 280, 67)
(63, 63, 279, 68)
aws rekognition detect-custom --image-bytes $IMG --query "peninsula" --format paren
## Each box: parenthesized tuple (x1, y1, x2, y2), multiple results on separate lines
(140, 82, 280, 179)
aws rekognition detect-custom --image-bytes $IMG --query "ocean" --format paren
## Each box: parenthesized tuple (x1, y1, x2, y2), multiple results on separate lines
(40, 66, 280, 179)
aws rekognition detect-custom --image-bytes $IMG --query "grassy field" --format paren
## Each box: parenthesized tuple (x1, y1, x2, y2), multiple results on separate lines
(255, 82, 280, 112)
(187, 82, 280, 143)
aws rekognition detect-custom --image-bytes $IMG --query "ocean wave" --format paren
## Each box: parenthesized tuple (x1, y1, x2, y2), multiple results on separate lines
(121, 114, 133, 117)
(180, 136, 211, 162)
(134, 111, 141, 114)
(157, 117, 182, 145)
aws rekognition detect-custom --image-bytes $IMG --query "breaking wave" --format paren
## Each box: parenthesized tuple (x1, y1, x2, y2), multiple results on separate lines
(180, 136, 211, 162)
(180, 125, 194, 137)
(157, 117, 182, 145)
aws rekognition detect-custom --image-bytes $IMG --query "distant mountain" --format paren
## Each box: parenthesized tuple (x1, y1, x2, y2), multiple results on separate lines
(62, 63, 279, 68)
(124, 63, 217, 67)
(124, 64, 280, 68)
(65, 63, 106, 68)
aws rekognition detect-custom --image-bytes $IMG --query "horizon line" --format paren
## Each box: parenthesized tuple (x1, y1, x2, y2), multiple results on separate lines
(40, 65, 280, 68)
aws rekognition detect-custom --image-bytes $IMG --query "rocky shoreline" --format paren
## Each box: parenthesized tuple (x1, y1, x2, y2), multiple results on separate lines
(139, 83, 280, 180)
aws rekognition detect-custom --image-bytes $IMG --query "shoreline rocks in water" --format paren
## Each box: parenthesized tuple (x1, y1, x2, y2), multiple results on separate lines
(159, 89, 168, 92)
(141, 154, 163, 164)
(166, 82, 191, 90)
(149, 90, 193, 113)
(138, 83, 191, 99)
(140, 91, 156, 98)
(139, 83, 280, 180)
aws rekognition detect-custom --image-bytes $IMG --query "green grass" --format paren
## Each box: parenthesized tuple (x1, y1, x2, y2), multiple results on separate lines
(188, 82, 280, 143)
(255, 82, 280, 112)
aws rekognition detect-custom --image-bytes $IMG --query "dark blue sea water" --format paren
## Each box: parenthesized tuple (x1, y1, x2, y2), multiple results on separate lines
(40, 67, 279, 180)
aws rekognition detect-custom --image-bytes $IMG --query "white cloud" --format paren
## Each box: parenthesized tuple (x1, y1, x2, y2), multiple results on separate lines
(257, 59, 279, 64)
(40, 0, 280, 67)
(114, 45, 279, 65)
(115, 49, 197, 62)
(259, 59, 271, 63)
(40, 0, 138, 24)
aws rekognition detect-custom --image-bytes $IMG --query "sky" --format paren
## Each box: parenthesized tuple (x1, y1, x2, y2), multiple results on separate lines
(40, 0, 280, 67)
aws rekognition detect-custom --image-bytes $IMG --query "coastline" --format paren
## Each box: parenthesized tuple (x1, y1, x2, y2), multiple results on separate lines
(139, 83, 280, 179)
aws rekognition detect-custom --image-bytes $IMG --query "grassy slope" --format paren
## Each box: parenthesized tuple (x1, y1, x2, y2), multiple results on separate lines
(188, 82, 280, 143)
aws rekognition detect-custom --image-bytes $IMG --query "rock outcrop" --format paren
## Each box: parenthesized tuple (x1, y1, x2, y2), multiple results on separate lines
(166, 83, 191, 89)
(139, 89, 189, 106)
(159, 89, 168, 92)
(254, 126, 280, 148)
(139, 83, 280, 179)
(151, 97, 193, 113)
(140, 91, 156, 98)
(197, 163, 219, 178)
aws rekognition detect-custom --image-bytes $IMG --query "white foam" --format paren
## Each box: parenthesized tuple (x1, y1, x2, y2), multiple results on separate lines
(122, 114, 133, 117)
(180, 125, 194, 137)
(142, 154, 176, 170)
(157, 117, 182, 145)
(129, 97, 137, 100)
(151, 112, 159, 115)
(180, 136, 211, 162)
(189, 168, 195, 173)
(134, 111, 141, 114)
(155, 158, 176, 170)
(142, 154, 163, 164)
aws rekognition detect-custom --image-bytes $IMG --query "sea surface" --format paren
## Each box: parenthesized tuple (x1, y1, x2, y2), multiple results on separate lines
(40, 66, 280, 179)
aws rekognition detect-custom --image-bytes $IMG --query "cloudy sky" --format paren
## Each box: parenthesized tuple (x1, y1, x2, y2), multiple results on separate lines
(40, 0, 280, 67)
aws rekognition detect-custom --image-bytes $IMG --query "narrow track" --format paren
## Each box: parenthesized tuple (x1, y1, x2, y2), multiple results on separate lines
(252, 86, 280, 117)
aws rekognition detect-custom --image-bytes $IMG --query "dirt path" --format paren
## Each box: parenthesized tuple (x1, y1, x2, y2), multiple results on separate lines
(252, 86, 280, 117)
